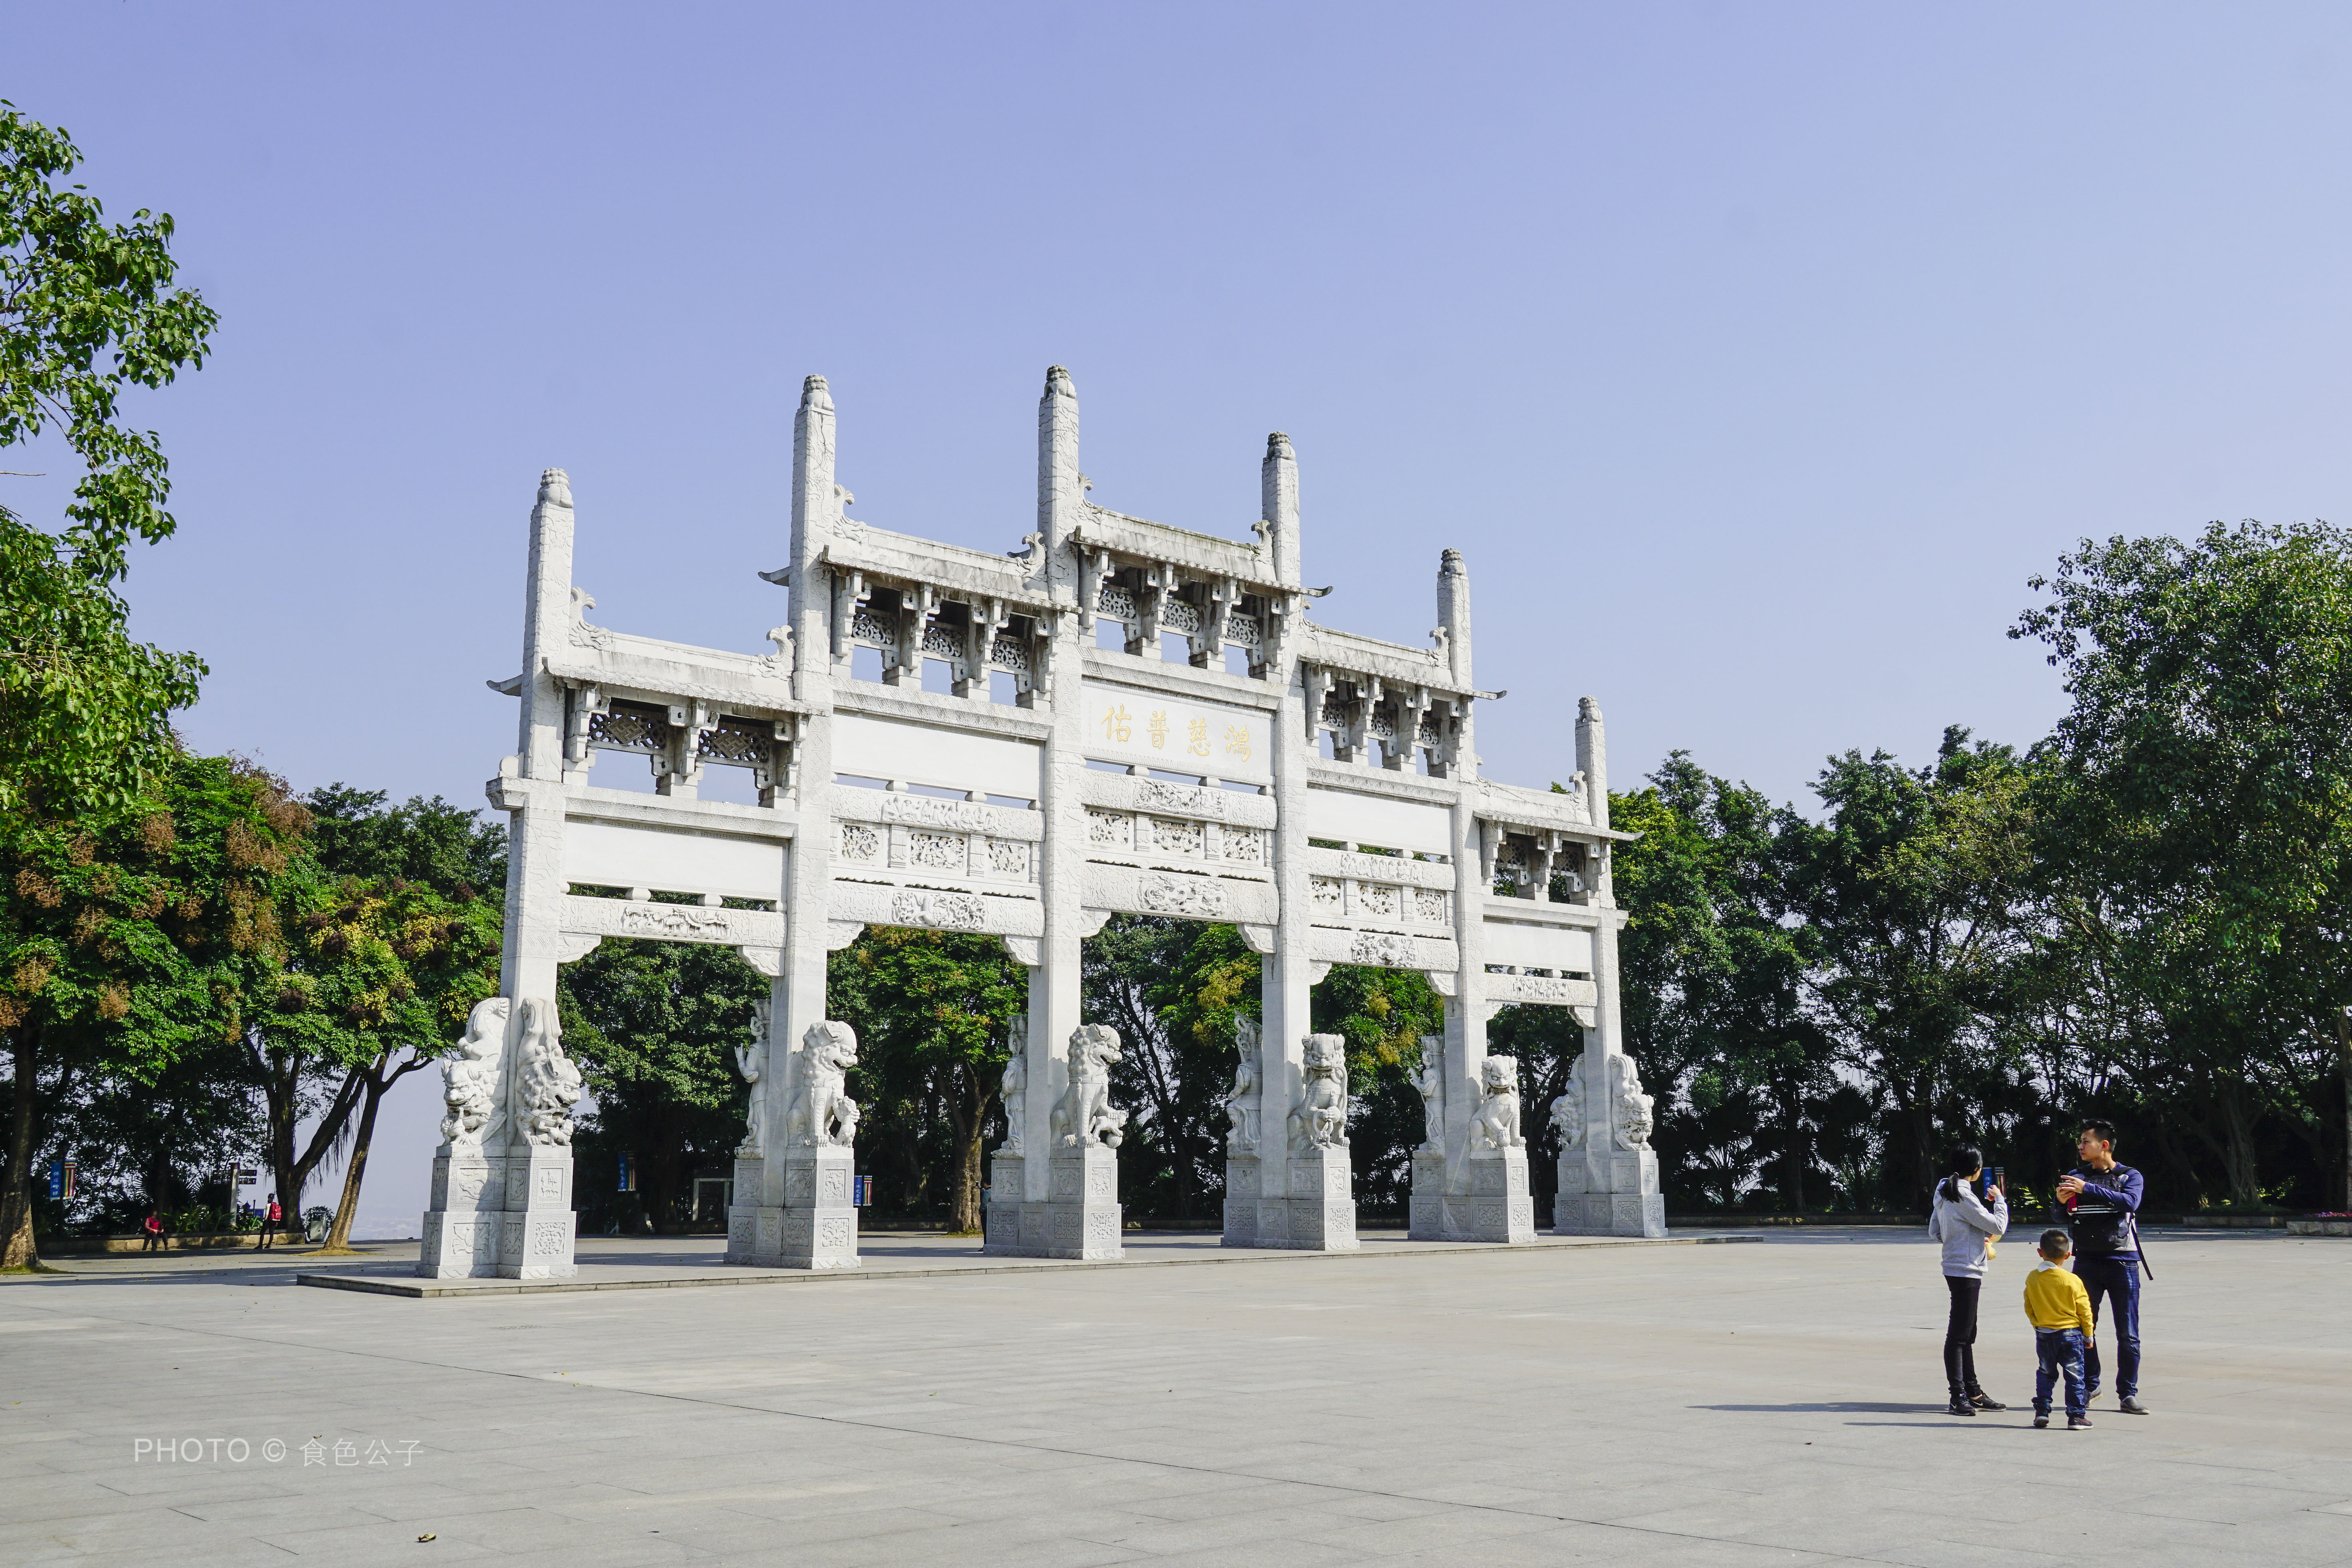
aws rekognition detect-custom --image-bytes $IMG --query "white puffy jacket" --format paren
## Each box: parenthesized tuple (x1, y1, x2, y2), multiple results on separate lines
(1926, 1182, 2007, 1278)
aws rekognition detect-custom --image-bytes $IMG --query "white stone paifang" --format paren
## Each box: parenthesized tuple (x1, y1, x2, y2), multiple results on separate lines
(430, 367, 1652, 1276)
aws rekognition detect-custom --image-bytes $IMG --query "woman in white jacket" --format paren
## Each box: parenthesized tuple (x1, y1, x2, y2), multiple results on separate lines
(1927, 1145, 2008, 1416)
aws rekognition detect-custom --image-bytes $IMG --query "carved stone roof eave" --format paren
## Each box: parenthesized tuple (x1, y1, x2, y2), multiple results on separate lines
(814, 530, 1056, 614)
(1067, 509, 1288, 597)
(1474, 779, 1643, 843)
(1299, 624, 1479, 701)
(537, 656, 813, 718)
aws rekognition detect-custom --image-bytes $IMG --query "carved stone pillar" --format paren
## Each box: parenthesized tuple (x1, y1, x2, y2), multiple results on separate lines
(1443, 1052, 1532, 1242)
(779, 1146, 860, 1268)
(1222, 1153, 1261, 1244)
(417, 1150, 509, 1278)
(1043, 1143, 1123, 1260)
(1408, 1033, 1446, 1240)
(498, 1145, 579, 1280)
(734, 1019, 864, 1268)
(1553, 1040, 1666, 1239)
(1272, 1145, 1357, 1250)
(1260, 1033, 1358, 1250)
(1459, 1146, 1535, 1243)
(992, 1021, 1127, 1258)
(984, 1150, 1025, 1253)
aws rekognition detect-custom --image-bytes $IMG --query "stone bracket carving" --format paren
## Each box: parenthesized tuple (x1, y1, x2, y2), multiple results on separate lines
(554, 932, 604, 964)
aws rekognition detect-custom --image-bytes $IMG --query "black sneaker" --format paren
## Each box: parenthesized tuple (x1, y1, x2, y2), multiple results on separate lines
(2118, 1395, 2149, 1415)
(1968, 1392, 2008, 1411)
(1946, 1397, 1977, 1417)
(2032, 1413, 2050, 1429)
(2068, 1414, 2094, 1430)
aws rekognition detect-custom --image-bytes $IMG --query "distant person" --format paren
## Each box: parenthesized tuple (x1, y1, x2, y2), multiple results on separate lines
(2058, 1122, 2148, 1414)
(2023, 1226, 2096, 1429)
(140, 1210, 166, 1253)
(257, 1193, 282, 1250)
(1927, 1145, 2009, 1416)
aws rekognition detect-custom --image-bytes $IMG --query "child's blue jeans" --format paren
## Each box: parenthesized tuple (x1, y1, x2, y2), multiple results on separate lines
(2035, 1328, 2088, 1418)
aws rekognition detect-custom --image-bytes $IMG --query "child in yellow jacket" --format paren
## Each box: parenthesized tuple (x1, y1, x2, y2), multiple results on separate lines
(2025, 1228, 2097, 1429)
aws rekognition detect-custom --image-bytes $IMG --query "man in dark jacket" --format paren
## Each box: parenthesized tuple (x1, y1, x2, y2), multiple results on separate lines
(2058, 1122, 2148, 1414)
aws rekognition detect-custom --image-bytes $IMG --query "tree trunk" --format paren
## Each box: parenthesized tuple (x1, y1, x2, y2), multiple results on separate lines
(2213, 1075, 2263, 1206)
(2338, 1010, 2352, 1212)
(947, 1069, 994, 1235)
(320, 1051, 425, 1253)
(1782, 1078, 1807, 1213)
(260, 1047, 302, 1221)
(252, 1043, 366, 1224)
(1905, 1091, 1938, 1210)
(1, 1028, 42, 1269)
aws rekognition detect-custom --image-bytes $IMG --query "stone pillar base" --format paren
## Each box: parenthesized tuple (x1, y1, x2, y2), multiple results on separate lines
(984, 1145, 1123, 1258)
(1253, 1146, 1358, 1250)
(729, 1146, 859, 1268)
(723, 1154, 767, 1265)
(1042, 1144, 1122, 1259)
(416, 1149, 508, 1278)
(1555, 1146, 1666, 1238)
(497, 1145, 577, 1280)
(1220, 1153, 1261, 1246)
(1443, 1149, 1534, 1242)
(982, 1151, 1026, 1255)
(1408, 1149, 1446, 1240)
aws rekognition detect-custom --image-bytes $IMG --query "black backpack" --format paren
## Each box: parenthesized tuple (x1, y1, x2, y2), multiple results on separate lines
(2067, 1163, 2139, 1257)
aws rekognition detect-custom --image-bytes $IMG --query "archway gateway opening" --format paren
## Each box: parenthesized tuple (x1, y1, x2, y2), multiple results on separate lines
(416, 368, 1661, 1281)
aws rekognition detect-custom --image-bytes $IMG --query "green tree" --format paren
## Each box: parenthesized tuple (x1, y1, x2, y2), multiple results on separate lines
(1310, 962, 1444, 1214)
(1777, 729, 2037, 1206)
(0, 753, 308, 1267)
(1, 103, 214, 822)
(832, 927, 1023, 1232)
(1086, 916, 1259, 1220)
(277, 873, 501, 1251)
(559, 938, 763, 1235)
(1607, 757, 1834, 1212)
(2015, 520, 2352, 1206)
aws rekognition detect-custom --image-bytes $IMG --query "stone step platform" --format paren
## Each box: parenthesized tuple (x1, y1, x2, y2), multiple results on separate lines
(298, 1227, 1750, 1298)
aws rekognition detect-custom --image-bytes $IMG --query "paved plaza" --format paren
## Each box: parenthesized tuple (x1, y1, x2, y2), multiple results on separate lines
(3, 1228, 2348, 1567)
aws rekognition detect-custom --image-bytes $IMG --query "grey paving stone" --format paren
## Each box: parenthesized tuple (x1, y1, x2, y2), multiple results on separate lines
(3, 1228, 2348, 1566)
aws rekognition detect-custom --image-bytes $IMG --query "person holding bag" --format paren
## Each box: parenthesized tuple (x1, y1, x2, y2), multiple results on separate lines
(1927, 1145, 2009, 1416)
(2058, 1121, 2149, 1414)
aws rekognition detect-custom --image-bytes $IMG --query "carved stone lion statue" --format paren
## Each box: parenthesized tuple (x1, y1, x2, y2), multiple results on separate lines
(1224, 1017, 1262, 1155)
(1611, 1053, 1654, 1151)
(1413, 1034, 1445, 1153)
(1286, 1032, 1349, 1154)
(1548, 1057, 1587, 1153)
(1052, 1023, 1128, 1148)
(788, 1020, 862, 1148)
(440, 996, 510, 1148)
(513, 997, 583, 1147)
(1471, 1054, 1525, 1150)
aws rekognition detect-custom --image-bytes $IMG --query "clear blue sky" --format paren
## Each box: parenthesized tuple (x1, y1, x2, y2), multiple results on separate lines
(16, 3, 2350, 1228)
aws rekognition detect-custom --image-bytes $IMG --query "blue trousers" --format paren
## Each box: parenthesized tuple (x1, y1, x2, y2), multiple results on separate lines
(2034, 1328, 2088, 1417)
(2077, 1253, 2141, 1398)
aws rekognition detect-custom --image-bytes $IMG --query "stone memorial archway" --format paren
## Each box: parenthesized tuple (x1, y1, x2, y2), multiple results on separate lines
(416, 368, 1662, 1280)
